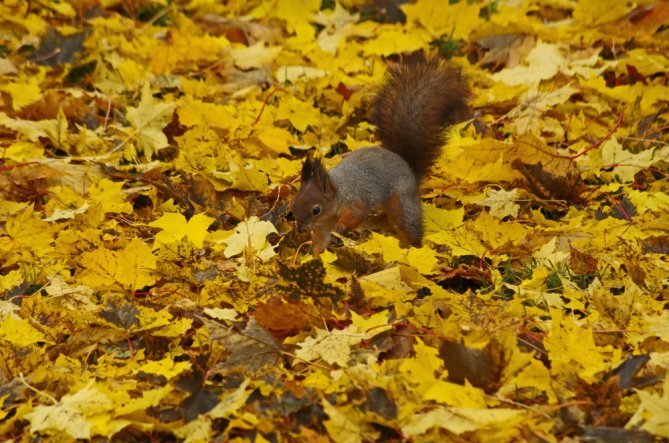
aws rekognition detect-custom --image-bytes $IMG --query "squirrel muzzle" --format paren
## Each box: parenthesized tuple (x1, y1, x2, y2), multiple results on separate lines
(295, 221, 307, 233)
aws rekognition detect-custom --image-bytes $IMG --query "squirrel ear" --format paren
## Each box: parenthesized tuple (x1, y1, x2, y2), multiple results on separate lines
(301, 157, 314, 182)
(312, 158, 336, 197)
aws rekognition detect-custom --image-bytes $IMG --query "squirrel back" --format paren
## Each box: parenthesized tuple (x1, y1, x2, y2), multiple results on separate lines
(371, 54, 470, 179)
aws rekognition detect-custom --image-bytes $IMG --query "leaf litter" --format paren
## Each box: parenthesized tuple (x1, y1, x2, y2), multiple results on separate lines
(0, 0, 668, 441)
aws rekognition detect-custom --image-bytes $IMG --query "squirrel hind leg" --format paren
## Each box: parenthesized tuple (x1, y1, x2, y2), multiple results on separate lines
(386, 192, 423, 248)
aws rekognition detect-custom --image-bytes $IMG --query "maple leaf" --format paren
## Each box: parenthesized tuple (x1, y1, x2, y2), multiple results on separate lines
(0, 315, 49, 347)
(402, 0, 482, 39)
(149, 212, 215, 248)
(137, 356, 191, 380)
(322, 400, 362, 443)
(79, 238, 157, 291)
(295, 326, 366, 367)
(219, 216, 278, 261)
(275, 95, 322, 133)
(24, 381, 116, 439)
(0, 206, 56, 255)
(628, 377, 669, 437)
(356, 232, 438, 274)
(125, 83, 176, 159)
(476, 188, 520, 219)
(2, 0, 669, 441)
(87, 178, 133, 214)
(0, 73, 43, 110)
(402, 406, 524, 437)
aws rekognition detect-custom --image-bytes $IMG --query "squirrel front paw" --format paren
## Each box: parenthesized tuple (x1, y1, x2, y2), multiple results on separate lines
(311, 230, 331, 258)
(334, 223, 347, 234)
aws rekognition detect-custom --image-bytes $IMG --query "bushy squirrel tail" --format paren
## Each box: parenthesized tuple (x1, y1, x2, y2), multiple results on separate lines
(371, 54, 471, 180)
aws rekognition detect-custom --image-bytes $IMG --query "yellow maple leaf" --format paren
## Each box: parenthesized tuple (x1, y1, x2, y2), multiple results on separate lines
(0, 112, 61, 143)
(322, 400, 362, 443)
(544, 308, 622, 383)
(208, 381, 252, 419)
(79, 247, 119, 288)
(492, 41, 565, 86)
(399, 338, 442, 390)
(423, 203, 464, 234)
(498, 356, 557, 404)
(149, 212, 215, 248)
(618, 49, 669, 76)
(641, 311, 669, 344)
(25, 381, 116, 440)
(3, 140, 43, 162)
(406, 246, 439, 274)
(251, 0, 321, 45)
(361, 26, 431, 57)
(402, 406, 523, 437)
(472, 212, 529, 251)
(357, 232, 405, 263)
(0, 315, 48, 347)
(39, 0, 76, 17)
(423, 380, 487, 407)
(350, 310, 391, 336)
(438, 141, 522, 184)
(43, 200, 89, 222)
(359, 268, 414, 306)
(178, 96, 239, 130)
(125, 83, 176, 159)
(573, 0, 631, 26)
(218, 216, 278, 262)
(295, 325, 366, 367)
(116, 238, 158, 290)
(275, 95, 322, 132)
(356, 232, 438, 274)
(79, 238, 157, 291)
(115, 385, 172, 416)
(151, 317, 193, 338)
(149, 32, 229, 75)
(255, 126, 298, 155)
(402, 0, 481, 39)
(425, 226, 485, 257)
(629, 377, 669, 438)
(203, 307, 239, 323)
(173, 418, 212, 443)
(0, 206, 55, 255)
(43, 275, 97, 313)
(627, 190, 669, 215)
(472, 81, 526, 108)
(0, 4, 47, 35)
(87, 179, 133, 214)
(475, 188, 520, 219)
(136, 356, 191, 379)
(214, 159, 270, 192)
(0, 73, 43, 110)
(0, 270, 23, 292)
(581, 77, 669, 115)
(274, 65, 329, 84)
(230, 42, 282, 70)
(595, 137, 668, 183)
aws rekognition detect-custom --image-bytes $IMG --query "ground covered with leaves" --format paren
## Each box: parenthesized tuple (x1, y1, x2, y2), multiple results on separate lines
(0, 0, 668, 441)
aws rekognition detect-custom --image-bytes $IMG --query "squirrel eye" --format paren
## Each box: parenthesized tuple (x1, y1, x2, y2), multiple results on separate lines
(312, 205, 321, 216)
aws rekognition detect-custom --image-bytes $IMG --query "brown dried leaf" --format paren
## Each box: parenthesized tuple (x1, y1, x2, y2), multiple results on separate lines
(0, 164, 64, 203)
(254, 297, 310, 339)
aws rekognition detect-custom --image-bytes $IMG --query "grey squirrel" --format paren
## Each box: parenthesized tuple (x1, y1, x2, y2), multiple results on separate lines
(292, 55, 470, 257)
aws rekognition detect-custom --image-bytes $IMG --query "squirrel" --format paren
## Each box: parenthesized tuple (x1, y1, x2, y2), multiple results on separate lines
(292, 54, 470, 257)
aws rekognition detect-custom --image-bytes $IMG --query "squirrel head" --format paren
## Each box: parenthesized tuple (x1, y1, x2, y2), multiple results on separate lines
(292, 157, 338, 233)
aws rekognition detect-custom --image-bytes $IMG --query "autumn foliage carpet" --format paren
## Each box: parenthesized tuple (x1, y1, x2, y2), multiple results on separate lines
(1, 0, 668, 441)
